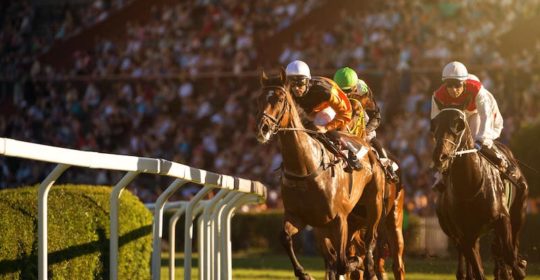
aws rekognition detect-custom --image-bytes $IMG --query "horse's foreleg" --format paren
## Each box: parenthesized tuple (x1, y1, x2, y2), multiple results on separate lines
(346, 230, 365, 280)
(492, 237, 512, 280)
(336, 214, 350, 276)
(281, 215, 312, 280)
(316, 227, 340, 280)
(363, 192, 383, 279)
(510, 182, 528, 280)
(385, 189, 405, 280)
(456, 248, 466, 280)
(496, 211, 526, 280)
(461, 238, 486, 280)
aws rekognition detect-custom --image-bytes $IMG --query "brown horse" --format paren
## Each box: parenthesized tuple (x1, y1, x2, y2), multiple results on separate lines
(256, 69, 384, 280)
(348, 164, 405, 280)
(431, 108, 528, 280)
(374, 169, 405, 280)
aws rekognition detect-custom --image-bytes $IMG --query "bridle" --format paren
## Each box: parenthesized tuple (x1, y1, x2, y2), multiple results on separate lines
(435, 108, 478, 165)
(259, 85, 290, 136)
(259, 85, 320, 135)
(258, 84, 329, 180)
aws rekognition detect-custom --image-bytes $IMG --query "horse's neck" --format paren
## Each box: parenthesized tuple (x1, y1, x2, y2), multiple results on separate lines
(278, 104, 321, 174)
(449, 136, 483, 191)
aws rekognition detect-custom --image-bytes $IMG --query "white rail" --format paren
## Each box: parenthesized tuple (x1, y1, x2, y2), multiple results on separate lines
(0, 137, 267, 280)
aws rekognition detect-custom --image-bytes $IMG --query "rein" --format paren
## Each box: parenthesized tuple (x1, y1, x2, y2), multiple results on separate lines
(278, 127, 321, 134)
(260, 85, 322, 136)
(260, 84, 336, 181)
(438, 108, 479, 160)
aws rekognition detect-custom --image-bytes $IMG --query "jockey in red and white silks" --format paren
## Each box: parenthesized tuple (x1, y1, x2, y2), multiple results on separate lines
(431, 67, 503, 148)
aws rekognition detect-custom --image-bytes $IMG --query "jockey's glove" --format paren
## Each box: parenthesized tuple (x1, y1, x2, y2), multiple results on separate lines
(475, 139, 493, 150)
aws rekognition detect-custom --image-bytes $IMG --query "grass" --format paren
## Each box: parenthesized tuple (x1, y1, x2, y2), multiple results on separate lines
(161, 252, 540, 280)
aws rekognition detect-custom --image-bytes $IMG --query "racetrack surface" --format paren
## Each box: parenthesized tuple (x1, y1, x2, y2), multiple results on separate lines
(162, 252, 540, 280)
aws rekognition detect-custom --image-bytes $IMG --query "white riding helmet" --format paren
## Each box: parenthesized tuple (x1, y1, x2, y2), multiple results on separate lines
(285, 60, 311, 79)
(442, 61, 468, 81)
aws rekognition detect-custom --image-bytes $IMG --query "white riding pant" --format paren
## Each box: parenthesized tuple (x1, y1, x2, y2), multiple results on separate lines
(313, 106, 336, 126)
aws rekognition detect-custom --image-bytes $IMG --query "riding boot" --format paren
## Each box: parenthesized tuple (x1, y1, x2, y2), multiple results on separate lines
(344, 142, 363, 171)
(327, 131, 362, 171)
(478, 145, 516, 177)
(371, 138, 399, 183)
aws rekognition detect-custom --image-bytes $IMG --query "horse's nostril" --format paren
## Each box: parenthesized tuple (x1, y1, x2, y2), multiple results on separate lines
(261, 124, 269, 134)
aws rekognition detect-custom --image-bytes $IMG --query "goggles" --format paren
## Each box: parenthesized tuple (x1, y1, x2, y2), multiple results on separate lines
(342, 87, 358, 94)
(289, 77, 309, 87)
(445, 79, 464, 89)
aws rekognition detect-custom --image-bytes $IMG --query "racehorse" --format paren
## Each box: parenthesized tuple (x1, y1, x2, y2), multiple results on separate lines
(374, 169, 405, 280)
(431, 108, 528, 280)
(256, 69, 384, 280)
(348, 164, 405, 280)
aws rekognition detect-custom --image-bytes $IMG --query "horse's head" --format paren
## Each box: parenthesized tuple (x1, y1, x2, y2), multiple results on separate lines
(430, 108, 472, 173)
(256, 68, 291, 143)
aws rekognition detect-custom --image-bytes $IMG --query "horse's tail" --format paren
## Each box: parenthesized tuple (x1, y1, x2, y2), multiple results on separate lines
(495, 141, 539, 175)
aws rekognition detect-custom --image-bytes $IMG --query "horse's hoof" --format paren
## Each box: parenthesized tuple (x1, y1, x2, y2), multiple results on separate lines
(513, 264, 526, 280)
(518, 258, 527, 269)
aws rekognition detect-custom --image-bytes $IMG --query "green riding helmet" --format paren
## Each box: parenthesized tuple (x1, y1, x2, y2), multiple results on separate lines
(333, 67, 358, 90)
(334, 67, 370, 96)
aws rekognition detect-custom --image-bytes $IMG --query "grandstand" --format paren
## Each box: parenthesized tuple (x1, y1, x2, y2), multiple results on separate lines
(2, 0, 539, 211)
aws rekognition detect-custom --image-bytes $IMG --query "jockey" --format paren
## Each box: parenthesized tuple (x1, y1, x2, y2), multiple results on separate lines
(431, 61, 518, 190)
(285, 60, 362, 171)
(333, 67, 399, 182)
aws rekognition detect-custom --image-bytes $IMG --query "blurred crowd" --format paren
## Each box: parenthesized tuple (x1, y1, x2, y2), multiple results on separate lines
(1, 0, 131, 79)
(1, 0, 540, 213)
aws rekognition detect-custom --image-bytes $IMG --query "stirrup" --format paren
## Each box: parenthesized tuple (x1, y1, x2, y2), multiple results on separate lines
(347, 151, 362, 171)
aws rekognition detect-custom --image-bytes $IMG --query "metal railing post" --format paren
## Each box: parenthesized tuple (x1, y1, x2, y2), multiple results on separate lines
(109, 171, 139, 280)
(183, 185, 214, 280)
(151, 179, 188, 280)
(38, 164, 70, 280)
(198, 189, 227, 280)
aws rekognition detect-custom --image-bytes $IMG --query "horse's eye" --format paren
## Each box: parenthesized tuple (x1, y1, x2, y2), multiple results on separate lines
(267, 95, 277, 103)
(268, 94, 284, 104)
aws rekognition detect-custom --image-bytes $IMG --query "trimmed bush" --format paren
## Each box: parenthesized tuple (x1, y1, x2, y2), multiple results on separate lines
(231, 210, 284, 253)
(0, 185, 152, 279)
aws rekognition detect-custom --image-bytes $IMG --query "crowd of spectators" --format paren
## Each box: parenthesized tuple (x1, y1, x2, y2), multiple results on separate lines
(1, 0, 132, 79)
(1, 0, 540, 213)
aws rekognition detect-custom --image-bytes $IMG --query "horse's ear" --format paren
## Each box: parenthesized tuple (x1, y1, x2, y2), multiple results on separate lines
(260, 70, 268, 85)
(279, 67, 287, 84)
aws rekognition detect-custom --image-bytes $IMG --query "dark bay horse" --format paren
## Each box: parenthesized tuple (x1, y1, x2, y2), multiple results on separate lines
(431, 108, 528, 280)
(256, 69, 384, 280)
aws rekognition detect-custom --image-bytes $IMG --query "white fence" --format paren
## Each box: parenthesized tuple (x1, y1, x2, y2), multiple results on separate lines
(0, 137, 267, 280)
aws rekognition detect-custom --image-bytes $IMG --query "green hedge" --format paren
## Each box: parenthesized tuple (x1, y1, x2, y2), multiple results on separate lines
(511, 120, 540, 196)
(231, 210, 284, 253)
(0, 185, 153, 279)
